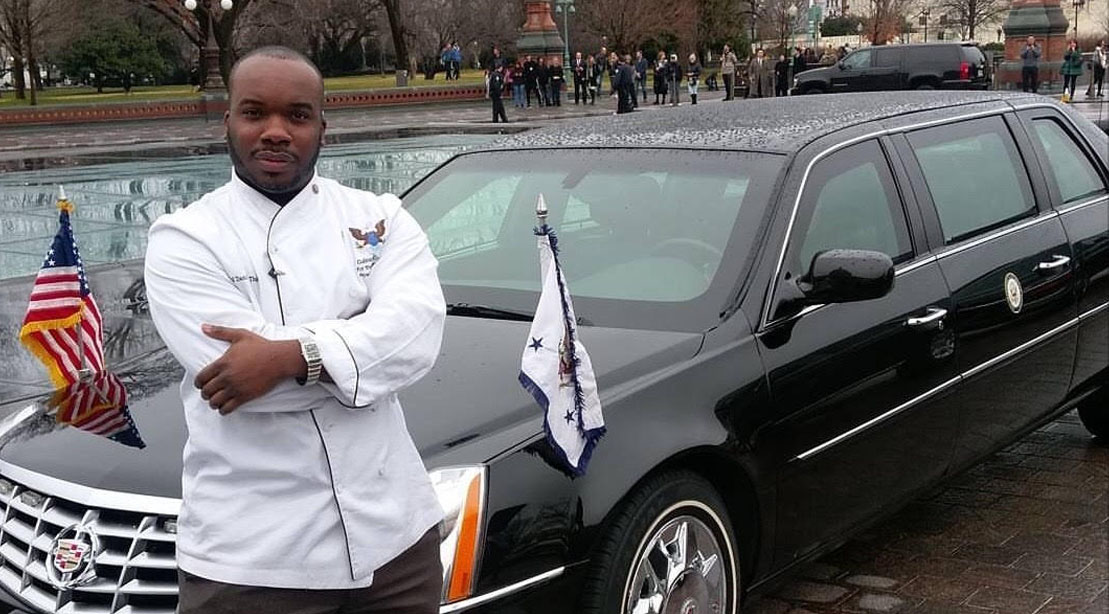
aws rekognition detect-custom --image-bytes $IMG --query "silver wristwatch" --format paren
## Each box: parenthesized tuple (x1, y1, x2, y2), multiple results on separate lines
(297, 336, 322, 386)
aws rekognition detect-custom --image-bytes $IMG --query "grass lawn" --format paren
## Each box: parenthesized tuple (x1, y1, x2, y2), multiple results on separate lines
(0, 70, 486, 109)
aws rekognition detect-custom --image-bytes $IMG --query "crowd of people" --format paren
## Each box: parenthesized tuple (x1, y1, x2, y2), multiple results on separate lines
(482, 43, 837, 122)
(482, 37, 1108, 122)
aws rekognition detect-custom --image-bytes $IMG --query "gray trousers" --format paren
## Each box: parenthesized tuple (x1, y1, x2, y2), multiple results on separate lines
(177, 528, 441, 614)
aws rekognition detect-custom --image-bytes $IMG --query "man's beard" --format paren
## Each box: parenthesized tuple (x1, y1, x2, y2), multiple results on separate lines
(227, 135, 322, 196)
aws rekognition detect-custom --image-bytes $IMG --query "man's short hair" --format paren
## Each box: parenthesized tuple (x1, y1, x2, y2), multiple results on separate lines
(229, 45, 324, 96)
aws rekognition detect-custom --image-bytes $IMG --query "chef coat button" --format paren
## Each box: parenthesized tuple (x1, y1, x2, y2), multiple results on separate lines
(312, 184, 319, 194)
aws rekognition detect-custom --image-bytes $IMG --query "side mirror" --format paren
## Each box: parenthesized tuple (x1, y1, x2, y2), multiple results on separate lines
(772, 249, 894, 321)
(801, 249, 895, 304)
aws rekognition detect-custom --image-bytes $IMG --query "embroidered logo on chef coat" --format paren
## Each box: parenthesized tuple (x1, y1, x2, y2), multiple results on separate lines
(350, 219, 387, 277)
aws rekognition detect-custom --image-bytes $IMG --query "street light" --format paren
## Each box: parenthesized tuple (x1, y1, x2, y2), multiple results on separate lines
(920, 8, 930, 42)
(856, 21, 863, 47)
(1071, 0, 1084, 36)
(788, 4, 799, 50)
(554, 0, 576, 68)
(184, 0, 232, 91)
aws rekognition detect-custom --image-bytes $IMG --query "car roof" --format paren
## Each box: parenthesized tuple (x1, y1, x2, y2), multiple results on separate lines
(484, 91, 1042, 154)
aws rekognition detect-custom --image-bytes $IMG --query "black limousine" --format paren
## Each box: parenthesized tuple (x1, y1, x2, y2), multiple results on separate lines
(0, 92, 1105, 614)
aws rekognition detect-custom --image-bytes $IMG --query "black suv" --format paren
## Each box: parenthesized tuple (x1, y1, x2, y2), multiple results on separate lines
(793, 42, 989, 94)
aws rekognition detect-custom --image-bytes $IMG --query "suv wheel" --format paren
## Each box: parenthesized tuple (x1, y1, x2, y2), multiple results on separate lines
(1077, 388, 1109, 439)
(914, 82, 937, 90)
(581, 471, 740, 614)
(803, 85, 824, 95)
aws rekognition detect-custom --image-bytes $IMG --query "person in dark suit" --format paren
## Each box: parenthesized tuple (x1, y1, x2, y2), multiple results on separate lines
(653, 51, 668, 105)
(536, 57, 550, 106)
(585, 54, 600, 104)
(614, 54, 636, 113)
(634, 50, 649, 103)
(572, 51, 587, 104)
(489, 66, 508, 123)
(549, 61, 565, 106)
(523, 55, 540, 107)
(774, 54, 790, 97)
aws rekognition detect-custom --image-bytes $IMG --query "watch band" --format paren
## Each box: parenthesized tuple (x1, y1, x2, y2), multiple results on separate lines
(297, 336, 322, 386)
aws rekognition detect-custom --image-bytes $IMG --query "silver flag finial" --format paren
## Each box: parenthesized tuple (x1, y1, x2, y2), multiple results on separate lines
(58, 186, 67, 201)
(536, 193, 548, 227)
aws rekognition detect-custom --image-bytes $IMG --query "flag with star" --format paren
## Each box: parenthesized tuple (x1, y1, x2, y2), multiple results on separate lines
(519, 195, 605, 476)
(18, 188, 144, 449)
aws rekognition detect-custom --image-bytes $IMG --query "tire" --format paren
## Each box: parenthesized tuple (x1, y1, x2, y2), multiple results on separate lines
(915, 82, 937, 90)
(803, 85, 824, 95)
(1077, 388, 1109, 439)
(580, 471, 741, 614)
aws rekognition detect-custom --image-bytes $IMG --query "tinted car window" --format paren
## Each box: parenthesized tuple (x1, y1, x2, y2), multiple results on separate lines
(906, 46, 958, 67)
(908, 115, 1035, 243)
(791, 139, 913, 275)
(405, 149, 784, 331)
(1030, 119, 1106, 204)
(873, 48, 901, 68)
(843, 50, 871, 70)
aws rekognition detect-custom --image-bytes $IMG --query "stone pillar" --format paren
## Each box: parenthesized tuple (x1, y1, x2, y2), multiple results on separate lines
(515, 0, 565, 64)
(999, 0, 1070, 90)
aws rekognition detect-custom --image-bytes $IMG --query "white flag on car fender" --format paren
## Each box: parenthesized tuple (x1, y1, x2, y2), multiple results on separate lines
(519, 207, 605, 476)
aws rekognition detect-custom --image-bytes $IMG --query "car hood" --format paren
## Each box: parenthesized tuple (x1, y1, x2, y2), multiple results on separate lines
(797, 66, 835, 82)
(0, 270, 702, 500)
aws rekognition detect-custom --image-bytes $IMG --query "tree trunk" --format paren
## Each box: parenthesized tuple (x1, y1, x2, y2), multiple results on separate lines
(22, 0, 36, 105)
(380, 0, 409, 76)
(11, 55, 24, 99)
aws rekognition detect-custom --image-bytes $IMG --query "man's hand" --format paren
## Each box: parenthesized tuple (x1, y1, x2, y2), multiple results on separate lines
(194, 324, 305, 415)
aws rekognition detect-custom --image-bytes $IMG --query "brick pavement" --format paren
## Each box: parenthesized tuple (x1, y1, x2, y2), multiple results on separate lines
(745, 411, 1108, 614)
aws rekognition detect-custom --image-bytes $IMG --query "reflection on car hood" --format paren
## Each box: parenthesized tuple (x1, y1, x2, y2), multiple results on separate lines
(0, 265, 702, 500)
(797, 66, 835, 81)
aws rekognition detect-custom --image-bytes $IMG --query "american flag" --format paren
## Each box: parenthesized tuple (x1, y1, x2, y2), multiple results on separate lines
(18, 194, 104, 387)
(19, 190, 145, 449)
(48, 374, 145, 449)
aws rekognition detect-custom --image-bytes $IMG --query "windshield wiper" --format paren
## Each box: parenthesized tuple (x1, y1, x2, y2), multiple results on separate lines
(446, 303, 534, 322)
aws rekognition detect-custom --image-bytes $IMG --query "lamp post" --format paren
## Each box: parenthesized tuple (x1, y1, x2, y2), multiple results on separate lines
(1071, 0, 1084, 36)
(920, 8, 930, 42)
(554, 0, 575, 68)
(788, 4, 799, 51)
(184, 0, 232, 91)
(856, 21, 863, 47)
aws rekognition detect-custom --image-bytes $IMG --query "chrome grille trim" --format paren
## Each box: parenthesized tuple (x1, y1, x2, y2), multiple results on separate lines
(0, 471, 179, 613)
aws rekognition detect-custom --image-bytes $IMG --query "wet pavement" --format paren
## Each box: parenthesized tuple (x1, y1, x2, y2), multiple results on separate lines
(746, 411, 1108, 614)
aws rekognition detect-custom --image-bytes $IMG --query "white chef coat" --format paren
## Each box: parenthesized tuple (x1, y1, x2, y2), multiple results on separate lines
(144, 171, 446, 589)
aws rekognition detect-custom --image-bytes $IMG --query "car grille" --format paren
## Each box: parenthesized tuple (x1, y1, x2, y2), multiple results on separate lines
(0, 475, 178, 614)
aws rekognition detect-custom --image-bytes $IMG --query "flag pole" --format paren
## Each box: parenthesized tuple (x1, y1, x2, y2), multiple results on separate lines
(536, 193, 548, 232)
(58, 186, 95, 388)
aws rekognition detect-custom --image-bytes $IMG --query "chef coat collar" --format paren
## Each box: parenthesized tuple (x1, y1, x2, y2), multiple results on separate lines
(230, 168, 321, 211)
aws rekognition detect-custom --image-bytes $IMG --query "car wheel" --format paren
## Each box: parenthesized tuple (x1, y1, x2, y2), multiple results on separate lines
(1077, 388, 1109, 439)
(915, 82, 937, 90)
(803, 86, 824, 95)
(580, 471, 740, 614)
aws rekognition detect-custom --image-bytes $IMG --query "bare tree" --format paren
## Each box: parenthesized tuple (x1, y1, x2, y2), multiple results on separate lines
(578, 0, 693, 54)
(865, 0, 913, 44)
(0, 0, 60, 101)
(696, 0, 746, 56)
(935, 0, 1006, 40)
(0, 0, 27, 98)
(762, 0, 804, 50)
(132, 0, 254, 87)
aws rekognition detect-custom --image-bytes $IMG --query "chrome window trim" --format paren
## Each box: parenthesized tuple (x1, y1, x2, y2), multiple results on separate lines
(1057, 194, 1109, 216)
(795, 309, 1094, 462)
(933, 211, 1059, 261)
(761, 106, 1009, 330)
(439, 566, 565, 613)
(0, 458, 181, 517)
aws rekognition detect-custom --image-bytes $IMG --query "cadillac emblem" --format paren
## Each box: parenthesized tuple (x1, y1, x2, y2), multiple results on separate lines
(47, 524, 100, 589)
(1004, 272, 1023, 314)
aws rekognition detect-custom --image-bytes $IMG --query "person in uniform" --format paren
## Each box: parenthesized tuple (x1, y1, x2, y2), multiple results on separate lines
(489, 65, 509, 121)
(144, 45, 446, 614)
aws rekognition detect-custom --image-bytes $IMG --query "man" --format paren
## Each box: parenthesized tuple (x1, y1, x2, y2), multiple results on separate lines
(668, 53, 683, 105)
(523, 54, 540, 107)
(537, 56, 551, 106)
(1094, 40, 1106, 97)
(634, 50, 649, 103)
(614, 54, 636, 113)
(748, 48, 773, 98)
(596, 46, 610, 94)
(1021, 35, 1041, 94)
(144, 46, 446, 614)
(548, 60, 564, 106)
(608, 51, 620, 97)
(721, 43, 738, 101)
(490, 64, 509, 122)
(572, 51, 587, 104)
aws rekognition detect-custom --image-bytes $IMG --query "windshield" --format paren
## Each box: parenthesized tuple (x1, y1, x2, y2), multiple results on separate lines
(405, 148, 783, 331)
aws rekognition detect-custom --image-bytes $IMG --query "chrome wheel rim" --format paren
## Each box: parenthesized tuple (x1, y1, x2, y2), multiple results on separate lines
(623, 508, 731, 614)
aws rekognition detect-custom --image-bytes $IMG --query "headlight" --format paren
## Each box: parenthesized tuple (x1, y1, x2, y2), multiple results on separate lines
(431, 465, 487, 604)
(793, 77, 799, 87)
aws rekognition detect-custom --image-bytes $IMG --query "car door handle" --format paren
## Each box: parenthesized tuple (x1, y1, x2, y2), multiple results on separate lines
(1035, 255, 1071, 273)
(906, 307, 948, 329)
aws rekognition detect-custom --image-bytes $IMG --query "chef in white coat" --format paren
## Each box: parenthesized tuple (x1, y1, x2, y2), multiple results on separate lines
(144, 46, 446, 613)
